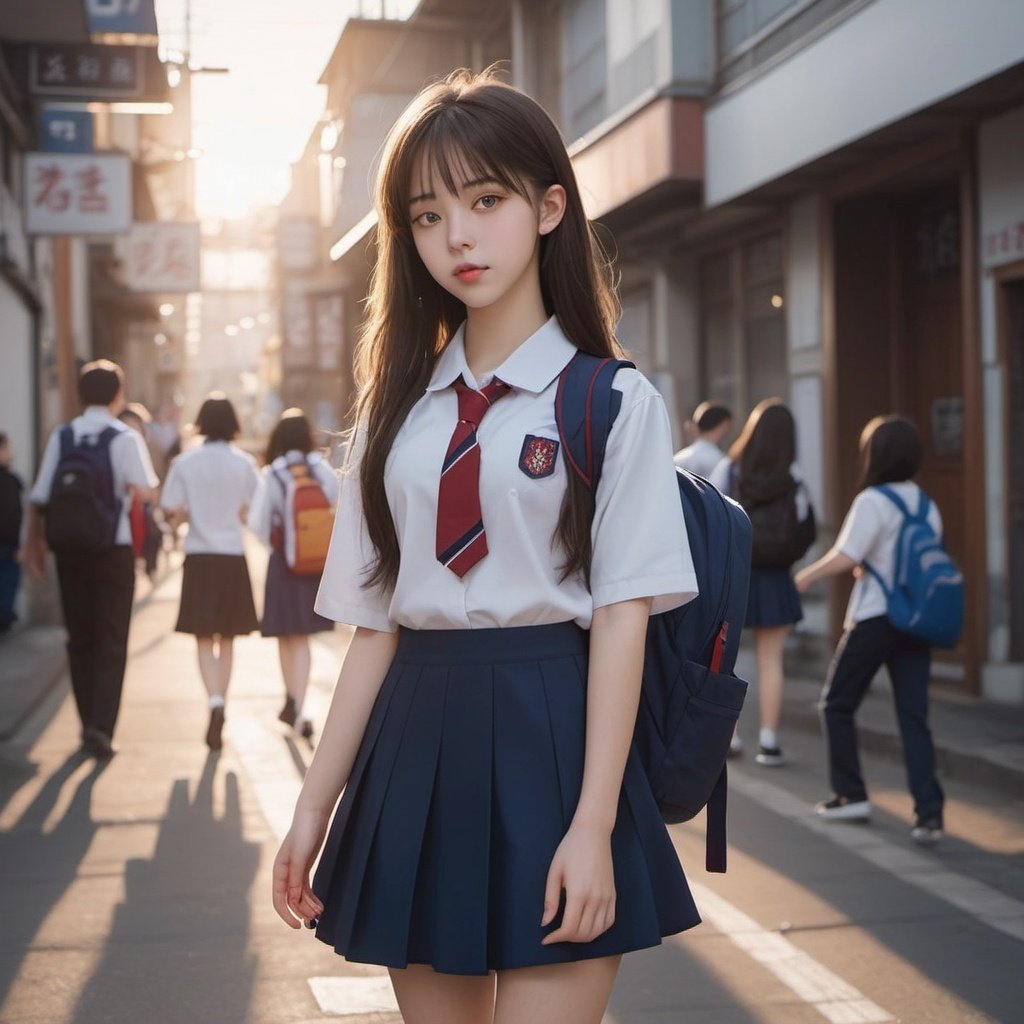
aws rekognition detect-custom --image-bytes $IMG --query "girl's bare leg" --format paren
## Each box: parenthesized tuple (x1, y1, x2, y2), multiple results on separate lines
(494, 955, 621, 1024)
(196, 637, 221, 699)
(277, 635, 311, 711)
(755, 624, 791, 732)
(217, 635, 234, 697)
(388, 965, 495, 1024)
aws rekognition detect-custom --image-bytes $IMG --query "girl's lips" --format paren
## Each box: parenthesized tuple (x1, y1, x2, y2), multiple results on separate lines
(455, 265, 486, 283)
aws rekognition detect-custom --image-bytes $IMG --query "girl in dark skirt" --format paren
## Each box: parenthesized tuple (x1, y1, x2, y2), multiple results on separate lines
(271, 71, 701, 1022)
(161, 393, 259, 750)
(711, 399, 815, 767)
(249, 409, 339, 740)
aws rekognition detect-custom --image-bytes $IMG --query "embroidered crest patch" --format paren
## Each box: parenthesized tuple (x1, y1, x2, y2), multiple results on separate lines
(519, 435, 559, 479)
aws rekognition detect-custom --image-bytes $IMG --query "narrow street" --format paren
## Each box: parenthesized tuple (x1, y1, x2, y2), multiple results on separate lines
(1, 556, 1021, 1024)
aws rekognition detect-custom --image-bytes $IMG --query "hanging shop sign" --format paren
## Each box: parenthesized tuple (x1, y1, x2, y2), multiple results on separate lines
(39, 109, 94, 154)
(30, 44, 142, 97)
(117, 221, 201, 293)
(24, 152, 132, 235)
(86, 0, 159, 37)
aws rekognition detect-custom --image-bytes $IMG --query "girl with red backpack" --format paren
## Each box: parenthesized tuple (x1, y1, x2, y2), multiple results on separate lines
(249, 409, 339, 742)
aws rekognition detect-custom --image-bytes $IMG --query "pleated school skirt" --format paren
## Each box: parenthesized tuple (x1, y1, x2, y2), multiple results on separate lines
(175, 553, 259, 637)
(260, 549, 334, 637)
(311, 621, 700, 976)
(745, 567, 804, 629)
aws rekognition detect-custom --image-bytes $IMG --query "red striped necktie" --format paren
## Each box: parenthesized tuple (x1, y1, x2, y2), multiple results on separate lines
(436, 376, 512, 577)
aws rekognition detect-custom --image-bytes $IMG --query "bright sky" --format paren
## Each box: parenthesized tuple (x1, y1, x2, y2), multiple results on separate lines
(154, 0, 418, 219)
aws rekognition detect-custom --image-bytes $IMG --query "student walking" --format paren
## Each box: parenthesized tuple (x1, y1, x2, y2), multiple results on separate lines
(119, 403, 165, 579)
(248, 409, 338, 741)
(674, 401, 732, 477)
(711, 399, 814, 766)
(795, 415, 946, 843)
(160, 393, 259, 751)
(22, 361, 159, 757)
(0, 433, 25, 633)
(272, 70, 700, 1024)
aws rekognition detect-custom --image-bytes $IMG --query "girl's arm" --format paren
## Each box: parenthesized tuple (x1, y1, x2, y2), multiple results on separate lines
(794, 547, 859, 593)
(541, 595, 651, 945)
(272, 624, 400, 928)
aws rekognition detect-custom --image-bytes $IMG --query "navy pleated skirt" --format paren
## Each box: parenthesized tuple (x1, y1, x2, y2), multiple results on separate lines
(261, 550, 334, 637)
(745, 567, 804, 628)
(312, 622, 700, 976)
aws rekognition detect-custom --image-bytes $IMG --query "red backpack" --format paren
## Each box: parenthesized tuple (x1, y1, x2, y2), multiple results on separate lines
(273, 460, 333, 576)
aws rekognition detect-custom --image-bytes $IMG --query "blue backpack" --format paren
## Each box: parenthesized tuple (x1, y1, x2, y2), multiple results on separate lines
(555, 353, 751, 872)
(863, 485, 964, 649)
(44, 425, 121, 554)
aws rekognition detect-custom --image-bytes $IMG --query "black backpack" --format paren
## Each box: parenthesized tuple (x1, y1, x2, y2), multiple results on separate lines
(45, 425, 121, 554)
(555, 353, 751, 872)
(739, 470, 817, 570)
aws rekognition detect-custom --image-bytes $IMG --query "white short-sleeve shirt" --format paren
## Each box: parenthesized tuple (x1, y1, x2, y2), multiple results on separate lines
(248, 450, 340, 546)
(315, 316, 698, 632)
(29, 406, 159, 547)
(674, 438, 724, 478)
(160, 441, 259, 555)
(835, 482, 943, 627)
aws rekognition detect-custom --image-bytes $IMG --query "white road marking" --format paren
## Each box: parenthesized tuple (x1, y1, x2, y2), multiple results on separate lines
(307, 975, 400, 1016)
(690, 882, 894, 1023)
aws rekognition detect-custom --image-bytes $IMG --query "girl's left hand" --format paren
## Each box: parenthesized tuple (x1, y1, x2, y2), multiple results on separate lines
(540, 823, 616, 944)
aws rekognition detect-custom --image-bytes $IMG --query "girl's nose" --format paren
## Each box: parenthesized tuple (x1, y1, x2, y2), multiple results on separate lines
(446, 213, 473, 251)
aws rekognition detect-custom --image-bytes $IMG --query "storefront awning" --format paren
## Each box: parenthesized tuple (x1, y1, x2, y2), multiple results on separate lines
(0, 1, 90, 43)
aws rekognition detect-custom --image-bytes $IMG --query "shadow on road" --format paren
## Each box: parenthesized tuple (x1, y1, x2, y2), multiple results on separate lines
(69, 754, 261, 1024)
(0, 752, 108, 1008)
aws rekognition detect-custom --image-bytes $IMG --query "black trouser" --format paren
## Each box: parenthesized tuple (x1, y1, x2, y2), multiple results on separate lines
(819, 615, 944, 819)
(55, 545, 135, 740)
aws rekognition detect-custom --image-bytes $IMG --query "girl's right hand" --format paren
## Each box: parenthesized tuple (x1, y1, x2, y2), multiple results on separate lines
(272, 807, 329, 929)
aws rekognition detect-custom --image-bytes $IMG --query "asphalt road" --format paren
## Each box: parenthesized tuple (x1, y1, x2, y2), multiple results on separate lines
(0, 561, 1021, 1023)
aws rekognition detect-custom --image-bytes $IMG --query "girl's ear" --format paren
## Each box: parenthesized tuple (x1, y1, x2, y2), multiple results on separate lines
(537, 184, 567, 236)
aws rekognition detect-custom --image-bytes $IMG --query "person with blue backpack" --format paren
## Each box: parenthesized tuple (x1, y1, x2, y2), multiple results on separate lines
(795, 415, 962, 844)
(271, 71, 719, 1024)
(23, 360, 158, 759)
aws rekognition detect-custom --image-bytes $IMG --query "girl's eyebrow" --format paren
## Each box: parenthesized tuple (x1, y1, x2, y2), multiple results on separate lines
(409, 177, 502, 206)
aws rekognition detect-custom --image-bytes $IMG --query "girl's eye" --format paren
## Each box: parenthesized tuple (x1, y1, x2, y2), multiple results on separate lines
(413, 211, 440, 227)
(476, 194, 501, 210)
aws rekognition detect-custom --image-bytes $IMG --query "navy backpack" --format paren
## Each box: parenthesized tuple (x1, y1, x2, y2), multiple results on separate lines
(555, 353, 751, 872)
(863, 485, 964, 648)
(44, 425, 121, 554)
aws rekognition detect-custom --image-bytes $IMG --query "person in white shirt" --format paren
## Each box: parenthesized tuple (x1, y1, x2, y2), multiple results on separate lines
(271, 70, 701, 1022)
(161, 393, 259, 751)
(796, 415, 945, 843)
(674, 402, 732, 477)
(248, 409, 339, 742)
(23, 360, 159, 759)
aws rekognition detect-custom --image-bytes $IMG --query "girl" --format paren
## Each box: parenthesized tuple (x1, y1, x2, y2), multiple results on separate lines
(248, 409, 339, 741)
(272, 70, 701, 1024)
(710, 399, 812, 767)
(795, 415, 945, 843)
(161, 393, 259, 751)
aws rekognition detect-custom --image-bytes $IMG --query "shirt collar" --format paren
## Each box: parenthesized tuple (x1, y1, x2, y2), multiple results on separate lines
(81, 406, 122, 427)
(425, 316, 578, 394)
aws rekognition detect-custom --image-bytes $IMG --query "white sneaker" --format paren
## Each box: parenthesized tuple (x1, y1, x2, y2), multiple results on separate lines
(815, 796, 871, 821)
(728, 733, 744, 757)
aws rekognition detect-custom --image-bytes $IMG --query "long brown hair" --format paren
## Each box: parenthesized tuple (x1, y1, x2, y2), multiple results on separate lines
(858, 415, 922, 488)
(265, 408, 314, 464)
(357, 69, 621, 592)
(728, 398, 796, 480)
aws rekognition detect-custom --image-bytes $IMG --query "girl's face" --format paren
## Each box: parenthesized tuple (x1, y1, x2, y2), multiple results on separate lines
(407, 153, 564, 313)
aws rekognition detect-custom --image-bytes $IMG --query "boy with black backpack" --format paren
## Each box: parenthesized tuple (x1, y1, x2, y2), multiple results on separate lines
(23, 360, 158, 759)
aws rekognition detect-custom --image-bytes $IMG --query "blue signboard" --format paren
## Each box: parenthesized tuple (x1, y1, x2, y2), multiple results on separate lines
(39, 110, 94, 154)
(86, 0, 158, 36)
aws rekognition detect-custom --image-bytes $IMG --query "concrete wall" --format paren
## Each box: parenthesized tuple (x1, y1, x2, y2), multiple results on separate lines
(705, 0, 1024, 206)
